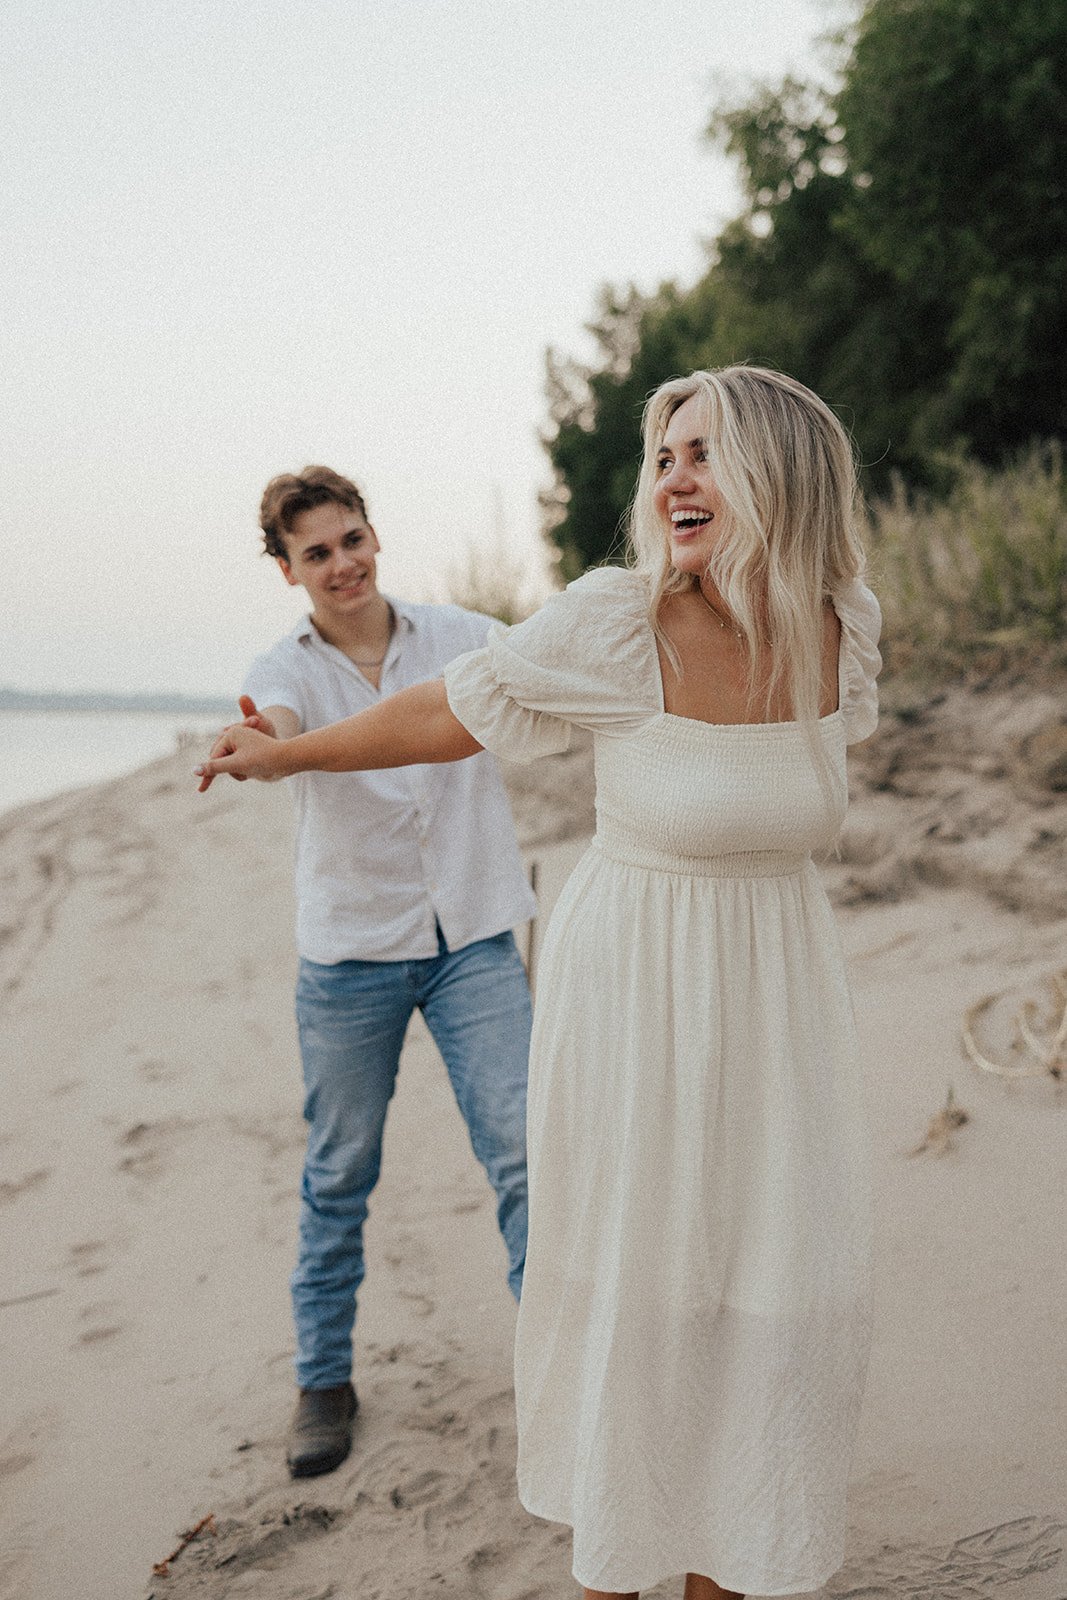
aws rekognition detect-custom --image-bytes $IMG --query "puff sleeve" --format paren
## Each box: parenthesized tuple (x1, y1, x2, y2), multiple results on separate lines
(833, 578, 882, 745)
(443, 567, 660, 763)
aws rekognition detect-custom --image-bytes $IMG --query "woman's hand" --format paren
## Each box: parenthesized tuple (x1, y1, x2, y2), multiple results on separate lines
(196, 724, 291, 791)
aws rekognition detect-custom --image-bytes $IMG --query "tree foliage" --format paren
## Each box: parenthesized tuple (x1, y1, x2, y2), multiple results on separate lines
(541, 0, 1067, 573)
(540, 281, 719, 578)
(837, 0, 1067, 458)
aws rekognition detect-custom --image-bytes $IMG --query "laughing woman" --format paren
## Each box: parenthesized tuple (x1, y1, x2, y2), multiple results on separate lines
(197, 365, 881, 1600)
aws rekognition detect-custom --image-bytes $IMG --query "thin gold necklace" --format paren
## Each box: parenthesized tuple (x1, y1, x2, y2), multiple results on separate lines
(696, 584, 742, 638)
(348, 606, 395, 667)
(348, 638, 391, 667)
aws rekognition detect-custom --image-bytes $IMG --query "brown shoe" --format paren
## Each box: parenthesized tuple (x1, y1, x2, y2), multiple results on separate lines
(286, 1381, 358, 1478)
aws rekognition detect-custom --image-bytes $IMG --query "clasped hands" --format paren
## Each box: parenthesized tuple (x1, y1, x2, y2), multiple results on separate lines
(195, 695, 289, 792)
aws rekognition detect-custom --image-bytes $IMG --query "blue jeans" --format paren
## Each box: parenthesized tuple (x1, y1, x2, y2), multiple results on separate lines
(291, 929, 531, 1390)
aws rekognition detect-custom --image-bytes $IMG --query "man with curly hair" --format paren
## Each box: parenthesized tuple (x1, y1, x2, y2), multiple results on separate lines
(237, 466, 533, 1478)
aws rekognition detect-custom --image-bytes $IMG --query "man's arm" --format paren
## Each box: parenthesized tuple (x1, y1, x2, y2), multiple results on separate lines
(196, 679, 482, 791)
(238, 695, 301, 742)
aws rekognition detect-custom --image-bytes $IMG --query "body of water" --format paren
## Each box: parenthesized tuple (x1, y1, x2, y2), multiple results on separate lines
(0, 710, 227, 818)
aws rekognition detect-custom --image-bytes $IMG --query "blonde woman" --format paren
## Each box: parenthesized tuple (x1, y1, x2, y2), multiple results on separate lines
(197, 366, 882, 1600)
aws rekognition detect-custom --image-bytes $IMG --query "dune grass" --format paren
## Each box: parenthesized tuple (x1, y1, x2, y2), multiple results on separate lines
(865, 447, 1067, 679)
(446, 529, 539, 625)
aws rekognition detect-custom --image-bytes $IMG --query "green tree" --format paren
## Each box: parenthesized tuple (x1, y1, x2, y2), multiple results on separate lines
(835, 0, 1067, 459)
(541, 0, 1067, 573)
(705, 77, 936, 486)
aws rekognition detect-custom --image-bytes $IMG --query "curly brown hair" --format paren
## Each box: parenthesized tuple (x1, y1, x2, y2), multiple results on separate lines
(259, 466, 370, 560)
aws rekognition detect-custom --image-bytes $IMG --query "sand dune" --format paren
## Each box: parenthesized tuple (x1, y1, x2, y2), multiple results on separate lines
(0, 689, 1065, 1599)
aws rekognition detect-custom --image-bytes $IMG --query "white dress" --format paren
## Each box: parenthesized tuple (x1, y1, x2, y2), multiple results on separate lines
(444, 567, 882, 1597)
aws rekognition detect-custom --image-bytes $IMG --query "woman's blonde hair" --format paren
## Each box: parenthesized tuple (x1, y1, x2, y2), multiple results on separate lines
(629, 365, 866, 730)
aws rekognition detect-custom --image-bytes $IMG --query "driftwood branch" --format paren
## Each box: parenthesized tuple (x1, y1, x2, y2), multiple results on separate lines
(152, 1512, 217, 1576)
(962, 970, 1067, 1080)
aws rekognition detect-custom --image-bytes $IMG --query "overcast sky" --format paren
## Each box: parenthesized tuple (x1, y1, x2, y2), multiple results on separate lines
(3, 0, 838, 696)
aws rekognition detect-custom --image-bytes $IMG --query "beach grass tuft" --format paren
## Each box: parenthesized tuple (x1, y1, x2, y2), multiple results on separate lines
(865, 447, 1067, 679)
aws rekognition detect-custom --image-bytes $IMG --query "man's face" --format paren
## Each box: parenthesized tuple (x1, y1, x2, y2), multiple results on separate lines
(278, 500, 381, 623)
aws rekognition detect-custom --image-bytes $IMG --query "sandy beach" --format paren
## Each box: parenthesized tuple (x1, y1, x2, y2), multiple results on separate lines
(1, 687, 1065, 1600)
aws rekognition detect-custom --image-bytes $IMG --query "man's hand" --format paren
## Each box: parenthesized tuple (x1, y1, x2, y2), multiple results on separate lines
(196, 724, 290, 792)
(195, 696, 281, 793)
(237, 694, 278, 739)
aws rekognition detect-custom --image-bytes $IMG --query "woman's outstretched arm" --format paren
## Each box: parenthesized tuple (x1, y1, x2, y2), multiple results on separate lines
(195, 678, 482, 792)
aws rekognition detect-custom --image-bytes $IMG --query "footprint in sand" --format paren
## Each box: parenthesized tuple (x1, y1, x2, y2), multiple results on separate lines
(49, 1078, 84, 1098)
(422, 1517, 571, 1598)
(396, 1287, 436, 1319)
(388, 1469, 449, 1509)
(73, 1295, 123, 1349)
(135, 1056, 182, 1085)
(67, 1239, 108, 1278)
(75, 1321, 123, 1348)
(0, 1168, 50, 1205)
(365, 1340, 415, 1366)
(338, 1435, 455, 1515)
(403, 1408, 465, 1439)
(115, 1117, 196, 1183)
(829, 1514, 1067, 1597)
(169, 1504, 343, 1587)
(117, 1123, 165, 1182)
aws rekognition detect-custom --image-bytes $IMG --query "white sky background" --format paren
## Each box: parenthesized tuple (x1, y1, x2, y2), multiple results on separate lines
(3, 0, 837, 696)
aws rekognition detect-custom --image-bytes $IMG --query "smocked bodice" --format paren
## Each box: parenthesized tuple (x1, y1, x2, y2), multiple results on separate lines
(591, 709, 847, 875)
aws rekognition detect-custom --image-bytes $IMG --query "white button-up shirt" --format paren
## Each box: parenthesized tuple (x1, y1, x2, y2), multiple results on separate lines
(242, 597, 536, 963)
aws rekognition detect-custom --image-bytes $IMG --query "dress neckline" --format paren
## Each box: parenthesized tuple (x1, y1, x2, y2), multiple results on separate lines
(646, 597, 846, 731)
(657, 707, 843, 733)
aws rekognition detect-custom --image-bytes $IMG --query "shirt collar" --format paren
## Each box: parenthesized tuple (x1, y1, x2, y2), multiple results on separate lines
(292, 593, 418, 646)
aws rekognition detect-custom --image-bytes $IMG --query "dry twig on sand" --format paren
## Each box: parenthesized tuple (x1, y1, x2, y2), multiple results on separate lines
(152, 1512, 217, 1576)
(910, 1086, 970, 1156)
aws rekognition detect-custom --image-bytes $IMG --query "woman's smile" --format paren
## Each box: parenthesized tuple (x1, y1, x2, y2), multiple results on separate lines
(653, 393, 725, 573)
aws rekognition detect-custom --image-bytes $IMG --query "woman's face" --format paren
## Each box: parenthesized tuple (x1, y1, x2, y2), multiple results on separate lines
(652, 394, 725, 575)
